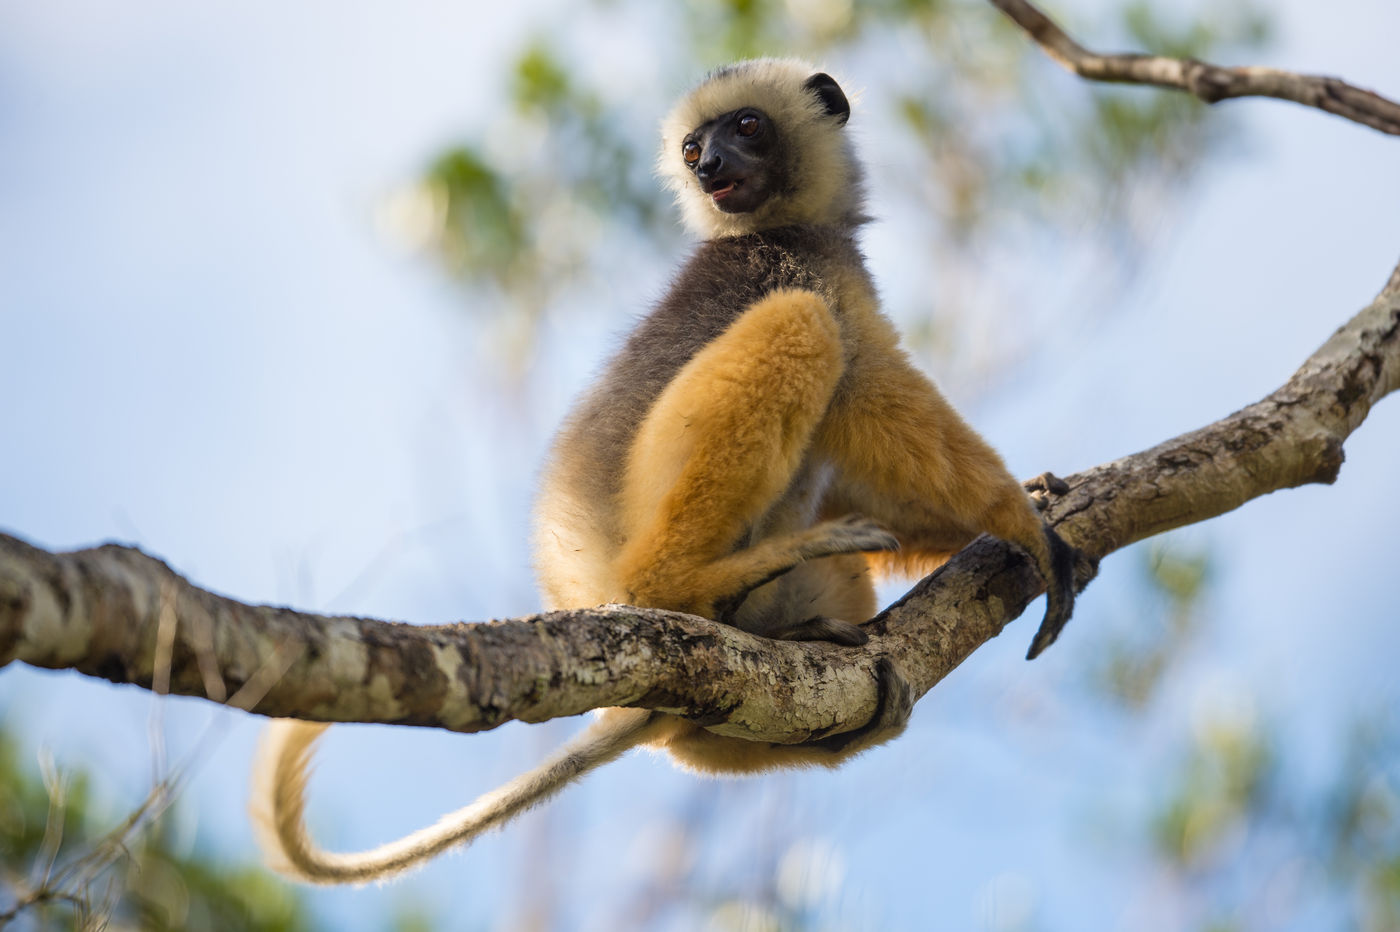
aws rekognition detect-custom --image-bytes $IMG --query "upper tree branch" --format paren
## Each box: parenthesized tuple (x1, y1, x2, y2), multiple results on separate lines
(988, 0, 1400, 136)
(2, 257, 1396, 743)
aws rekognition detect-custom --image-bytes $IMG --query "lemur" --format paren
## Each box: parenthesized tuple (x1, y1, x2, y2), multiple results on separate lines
(251, 59, 1078, 884)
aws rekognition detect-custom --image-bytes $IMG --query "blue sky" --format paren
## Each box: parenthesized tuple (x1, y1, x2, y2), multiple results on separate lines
(2, 2, 1399, 929)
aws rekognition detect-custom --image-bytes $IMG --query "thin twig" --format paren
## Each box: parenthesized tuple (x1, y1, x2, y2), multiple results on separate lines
(31, 750, 66, 890)
(188, 606, 228, 704)
(987, 0, 1400, 135)
(0, 886, 88, 928)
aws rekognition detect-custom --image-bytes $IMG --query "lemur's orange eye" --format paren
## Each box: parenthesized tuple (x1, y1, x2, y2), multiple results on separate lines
(682, 141, 701, 164)
(737, 114, 760, 137)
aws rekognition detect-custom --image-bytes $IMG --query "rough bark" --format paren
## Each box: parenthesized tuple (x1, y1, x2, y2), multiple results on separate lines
(2, 261, 1396, 743)
(987, 0, 1400, 136)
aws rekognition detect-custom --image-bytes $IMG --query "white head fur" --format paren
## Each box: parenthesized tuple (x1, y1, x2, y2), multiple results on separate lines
(658, 59, 866, 240)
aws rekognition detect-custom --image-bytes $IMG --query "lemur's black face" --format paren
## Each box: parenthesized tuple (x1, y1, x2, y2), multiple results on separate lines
(681, 107, 784, 215)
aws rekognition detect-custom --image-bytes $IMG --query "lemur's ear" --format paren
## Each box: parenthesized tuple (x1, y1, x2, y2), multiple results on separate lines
(803, 73, 850, 126)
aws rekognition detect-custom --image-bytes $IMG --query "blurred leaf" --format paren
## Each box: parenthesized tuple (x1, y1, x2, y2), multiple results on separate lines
(425, 147, 526, 279)
(1092, 538, 1212, 709)
(1152, 718, 1275, 871)
(1131, 710, 1400, 928)
(511, 44, 572, 113)
(0, 725, 321, 932)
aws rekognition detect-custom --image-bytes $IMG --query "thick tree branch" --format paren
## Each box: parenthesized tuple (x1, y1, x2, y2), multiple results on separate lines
(0, 538, 889, 743)
(988, 0, 1400, 136)
(2, 257, 1396, 744)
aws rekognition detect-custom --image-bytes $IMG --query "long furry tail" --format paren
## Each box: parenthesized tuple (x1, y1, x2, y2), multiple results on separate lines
(249, 710, 657, 885)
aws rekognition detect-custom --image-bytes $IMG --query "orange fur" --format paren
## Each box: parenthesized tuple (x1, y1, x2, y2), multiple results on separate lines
(616, 289, 847, 614)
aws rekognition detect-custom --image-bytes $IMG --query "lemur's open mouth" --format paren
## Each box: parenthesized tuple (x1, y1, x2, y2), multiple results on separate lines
(710, 179, 743, 201)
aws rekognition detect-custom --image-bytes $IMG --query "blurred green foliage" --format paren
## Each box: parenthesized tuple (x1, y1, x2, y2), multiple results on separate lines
(1094, 539, 1211, 709)
(1147, 713, 1400, 930)
(1081, 534, 1400, 930)
(1153, 715, 1276, 870)
(0, 725, 318, 932)
(1122, 0, 1271, 60)
(1327, 722, 1400, 932)
(408, 38, 663, 320)
(426, 147, 525, 279)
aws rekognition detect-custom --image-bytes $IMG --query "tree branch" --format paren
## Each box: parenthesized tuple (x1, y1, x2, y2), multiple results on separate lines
(987, 0, 1400, 136)
(0, 535, 890, 743)
(2, 256, 1396, 743)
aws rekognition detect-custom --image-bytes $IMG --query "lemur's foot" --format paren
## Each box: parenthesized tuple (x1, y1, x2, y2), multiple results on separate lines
(804, 515, 899, 558)
(1024, 471, 1070, 509)
(770, 616, 869, 647)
